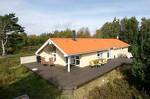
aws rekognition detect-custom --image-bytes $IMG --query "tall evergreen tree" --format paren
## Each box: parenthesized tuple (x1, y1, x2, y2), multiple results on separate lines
(120, 17, 139, 44)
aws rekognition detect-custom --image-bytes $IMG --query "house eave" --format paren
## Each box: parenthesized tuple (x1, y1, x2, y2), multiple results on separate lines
(35, 38, 68, 57)
(65, 45, 129, 56)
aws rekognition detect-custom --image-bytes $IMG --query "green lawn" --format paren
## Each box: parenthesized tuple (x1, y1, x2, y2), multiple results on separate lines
(0, 50, 68, 99)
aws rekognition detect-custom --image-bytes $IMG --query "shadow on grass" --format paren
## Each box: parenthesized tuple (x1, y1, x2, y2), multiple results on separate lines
(0, 72, 62, 99)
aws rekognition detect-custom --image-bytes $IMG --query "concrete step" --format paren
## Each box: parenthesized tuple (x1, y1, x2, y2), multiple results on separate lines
(62, 89, 74, 95)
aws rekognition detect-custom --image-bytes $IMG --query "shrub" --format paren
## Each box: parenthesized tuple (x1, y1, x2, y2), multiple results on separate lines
(87, 78, 149, 99)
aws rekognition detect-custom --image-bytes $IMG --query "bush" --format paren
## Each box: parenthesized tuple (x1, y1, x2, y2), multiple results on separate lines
(87, 78, 149, 99)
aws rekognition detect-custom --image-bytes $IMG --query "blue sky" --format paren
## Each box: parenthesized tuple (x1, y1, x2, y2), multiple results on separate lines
(0, 0, 150, 35)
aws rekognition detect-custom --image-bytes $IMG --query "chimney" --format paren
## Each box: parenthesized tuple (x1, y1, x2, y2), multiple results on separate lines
(116, 35, 119, 39)
(72, 30, 76, 41)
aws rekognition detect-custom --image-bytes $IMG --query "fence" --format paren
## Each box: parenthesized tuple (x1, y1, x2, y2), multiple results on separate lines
(20, 55, 37, 64)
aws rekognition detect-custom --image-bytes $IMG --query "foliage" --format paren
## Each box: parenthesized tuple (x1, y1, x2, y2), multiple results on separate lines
(88, 78, 150, 99)
(53, 29, 72, 38)
(77, 27, 91, 38)
(7, 32, 27, 54)
(95, 17, 139, 44)
(0, 13, 24, 56)
(96, 18, 121, 38)
(95, 17, 150, 92)
(120, 17, 139, 44)
(0, 72, 61, 99)
(130, 18, 150, 91)
(0, 50, 32, 88)
(93, 29, 102, 38)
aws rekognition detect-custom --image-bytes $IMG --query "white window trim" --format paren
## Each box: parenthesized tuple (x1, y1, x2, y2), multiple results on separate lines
(107, 50, 111, 59)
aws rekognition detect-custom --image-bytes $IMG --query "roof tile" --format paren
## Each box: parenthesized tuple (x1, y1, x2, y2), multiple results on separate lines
(50, 38, 129, 55)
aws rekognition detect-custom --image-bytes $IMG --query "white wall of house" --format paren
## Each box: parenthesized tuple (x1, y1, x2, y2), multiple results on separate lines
(80, 52, 94, 67)
(101, 51, 109, 59)
(112, 47, 128, 58)
(39, 46, 66, 66)
(39, 50, 52, 61)
(79, 47, 129, 67)
(54, 48, 66, 66)
(80, 52, 98, 67)
(79, 50, 108, 67)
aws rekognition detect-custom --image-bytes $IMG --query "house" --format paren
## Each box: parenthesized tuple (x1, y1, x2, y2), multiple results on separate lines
(35, 38, 132, 72)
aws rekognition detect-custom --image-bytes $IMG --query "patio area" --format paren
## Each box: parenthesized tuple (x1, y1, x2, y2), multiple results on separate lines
(24, 57, 132, 94)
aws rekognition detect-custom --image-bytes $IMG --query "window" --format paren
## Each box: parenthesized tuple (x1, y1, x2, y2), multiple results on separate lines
(53, 54, 56, 61)
(97, 52, 103, 58)
(107, 52, 110, 58)
(66, 57, 68, 64)
(71, 55, 80, 65)
(76, 56, 79, 59)
(97, 53, 99, 56)
(75, 56, 80, 65)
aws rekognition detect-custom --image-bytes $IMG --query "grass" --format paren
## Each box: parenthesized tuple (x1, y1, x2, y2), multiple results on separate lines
(87, 70, 150, 99)
(88, 64, 150, 99)
(0, 71, 61, 99)
(73, 70, 123, 99)
(0, 47, 68, 99)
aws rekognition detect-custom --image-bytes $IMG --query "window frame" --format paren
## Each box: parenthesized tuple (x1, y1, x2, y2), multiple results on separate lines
(71, 55, 80, 65)
(97, 52, 103, 58)
(75, 55, 80, 65)
(107, 51, 110, 58)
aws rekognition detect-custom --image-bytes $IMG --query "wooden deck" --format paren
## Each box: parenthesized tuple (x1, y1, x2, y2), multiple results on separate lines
(24, 57, 132, 95)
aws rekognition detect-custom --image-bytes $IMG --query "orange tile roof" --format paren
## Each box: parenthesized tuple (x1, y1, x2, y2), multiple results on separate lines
(50, 38, 130, 55)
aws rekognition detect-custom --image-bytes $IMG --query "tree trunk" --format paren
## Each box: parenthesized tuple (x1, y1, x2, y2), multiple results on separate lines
(1, 40, 5, 56)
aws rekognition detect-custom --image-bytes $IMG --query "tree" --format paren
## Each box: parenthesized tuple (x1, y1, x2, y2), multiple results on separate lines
(139, 18, 150, 59)
(7, 32, 27, 54)
(93, 29, 102, 38)
(131, 18, 150, 90)
(53, 29, 72, 38)
(77, 27, 91, 38)
(142, 35, 150, 85)
(0, 13, 24, 56)
(120, 17, 139, 44)
(100, 18, 121, 38)
(132, 33, 150, 87)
